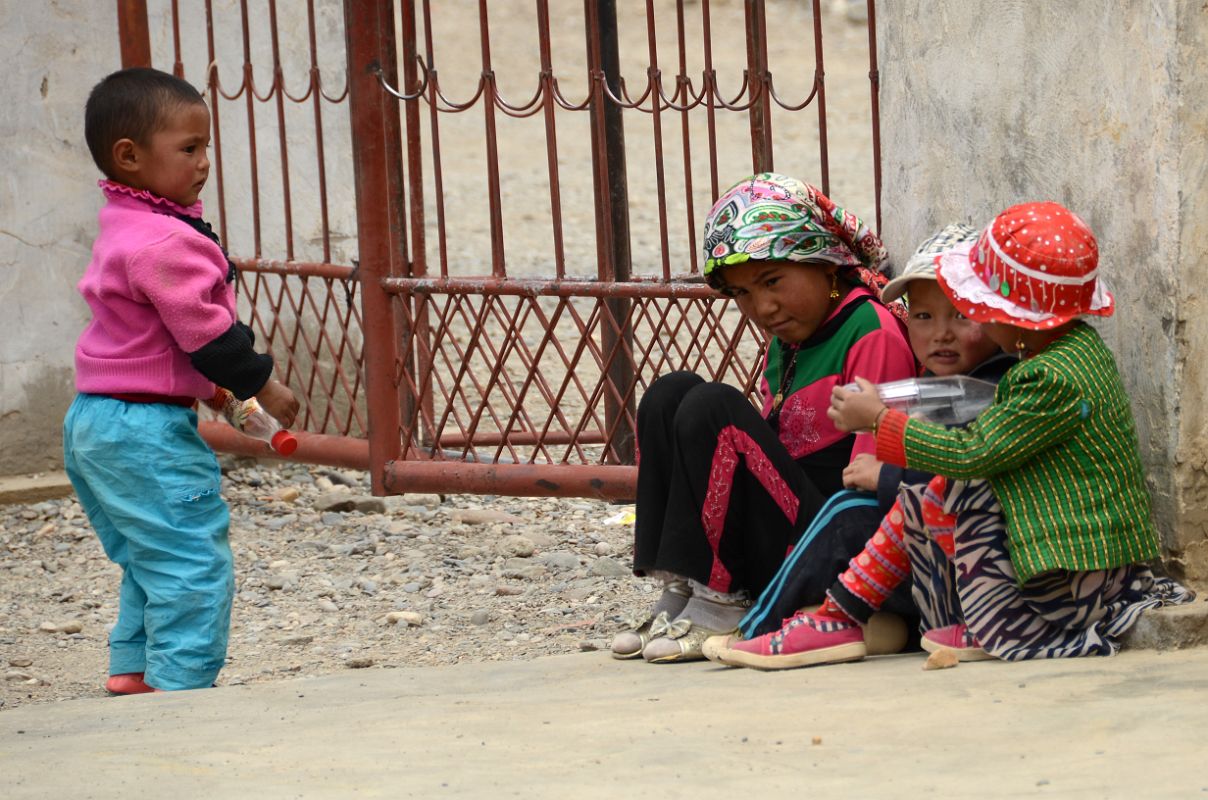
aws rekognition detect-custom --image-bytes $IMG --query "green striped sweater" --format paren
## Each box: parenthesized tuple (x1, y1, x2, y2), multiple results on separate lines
(895, 323, 1160, 584)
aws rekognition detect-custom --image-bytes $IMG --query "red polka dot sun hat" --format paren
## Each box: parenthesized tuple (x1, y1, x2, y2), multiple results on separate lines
(935, 201, 1114, 330)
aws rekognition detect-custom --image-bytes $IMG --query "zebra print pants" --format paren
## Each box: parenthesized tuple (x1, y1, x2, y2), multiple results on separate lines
(900, 479, 1194, 661)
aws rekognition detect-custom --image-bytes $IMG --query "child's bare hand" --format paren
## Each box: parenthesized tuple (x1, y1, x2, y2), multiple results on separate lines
(257, 380, 300, 428)
(842, 453, 883, 491)
(828, 377, 887, 432)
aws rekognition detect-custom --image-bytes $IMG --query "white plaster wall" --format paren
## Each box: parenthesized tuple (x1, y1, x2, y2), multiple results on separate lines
(0, 0, 116, 474)
(0, 0, 355, 474)
(877, 1, 1205, 570)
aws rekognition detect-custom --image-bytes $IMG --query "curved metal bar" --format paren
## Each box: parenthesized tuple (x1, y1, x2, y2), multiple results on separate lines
(429, 70, 488, 111)
(653, 71, 707, 112)
(247, 65, 280, 103)
(281, 69, 318, 104)
(374, 58, 431, 103)
(708, 68, 765, 112)
(319, 74, 351, 103)
(602, 71, 654, 111)
(765, 70, 820, 111)
(549, 75, 593, 111)
(207, 59, 248, 101)
(491, 71, 548, 116)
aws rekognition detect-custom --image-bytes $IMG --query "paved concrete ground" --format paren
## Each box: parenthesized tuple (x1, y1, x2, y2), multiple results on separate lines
(2, 645, 1207, 799)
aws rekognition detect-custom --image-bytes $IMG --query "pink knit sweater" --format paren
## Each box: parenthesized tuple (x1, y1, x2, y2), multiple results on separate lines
(75, 181, 237, 399)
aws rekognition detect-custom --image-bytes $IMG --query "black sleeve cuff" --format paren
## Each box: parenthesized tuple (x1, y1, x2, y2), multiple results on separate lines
(876, 464, 904, 513)
(236, 320, 257, 348)
(188, 323, 274, 400)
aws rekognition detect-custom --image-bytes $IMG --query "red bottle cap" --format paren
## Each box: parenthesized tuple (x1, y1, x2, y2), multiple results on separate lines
(270, 430, 298, 456)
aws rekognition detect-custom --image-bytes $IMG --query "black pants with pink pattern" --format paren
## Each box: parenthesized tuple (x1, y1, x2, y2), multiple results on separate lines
(633, 372, 831, 596)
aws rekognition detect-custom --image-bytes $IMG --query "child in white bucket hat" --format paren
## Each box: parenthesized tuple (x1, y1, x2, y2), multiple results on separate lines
(828, 202, 1192, 662)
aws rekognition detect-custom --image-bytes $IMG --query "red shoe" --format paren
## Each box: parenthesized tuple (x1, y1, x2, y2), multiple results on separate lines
(105, 673, 158, 695)
(710, 611, 867, 670)
(920, 624, 995, 661)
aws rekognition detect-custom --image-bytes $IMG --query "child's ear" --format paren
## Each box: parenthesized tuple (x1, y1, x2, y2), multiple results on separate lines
(111, 138, 139, 175)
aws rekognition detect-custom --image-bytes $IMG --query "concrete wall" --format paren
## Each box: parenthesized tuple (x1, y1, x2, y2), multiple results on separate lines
(877, 0, 1207, 577)
(0, 1, 353, 475)
(1, 1, 116, 474)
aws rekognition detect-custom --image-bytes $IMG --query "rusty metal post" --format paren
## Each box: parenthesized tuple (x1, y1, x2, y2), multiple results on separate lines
(398, 0, 426, 447)
(866, 0, 883, 233)
(744, 0, 773, 172)
(116, 0, 152, 68)
(344, 0, 404, 494)
(586, 0, 635, 465)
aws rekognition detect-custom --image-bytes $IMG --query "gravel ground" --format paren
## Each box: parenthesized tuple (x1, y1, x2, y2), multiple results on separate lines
(0, 460, 650, 711)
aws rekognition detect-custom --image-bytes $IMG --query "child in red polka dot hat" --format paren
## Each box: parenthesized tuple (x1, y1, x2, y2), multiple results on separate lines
(828, 201, 1194, 662)
(937, 201, 1113, 335)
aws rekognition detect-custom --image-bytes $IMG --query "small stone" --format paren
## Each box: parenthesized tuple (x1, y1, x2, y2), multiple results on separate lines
(345, 657, 374, 669)
(38, 622, 58, 633)
(454, 508, 524, 525)
(317, 599, 339, 613)
(923, 649, 960, 670)
(5, 670, 33, 681)
(8, 658, 33, 668)
(275, 487, 301, 503)
(266, 576, 287, 590)
(314, 492, 356, 513)
(593, 541, 614, 556)
(322, 470, 360, 487)
(811, 736, 823, 746)
(470, 610, 490, 625)
(351, 496, 387, 514)
(541, 551, 581, 571)
(588, 556, 630, 578)
(59, 620, 83, 634)
(498, 535, 536, 558)
(386, 611, 423, 627)
(495, 585, 523, 596)
(281, 635, 314, 646)
(394, 493, 442, 509)
(402, 582, 422, 593)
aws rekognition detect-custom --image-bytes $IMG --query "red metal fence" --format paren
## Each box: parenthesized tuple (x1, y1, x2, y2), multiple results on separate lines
(116, 0, 881, 500)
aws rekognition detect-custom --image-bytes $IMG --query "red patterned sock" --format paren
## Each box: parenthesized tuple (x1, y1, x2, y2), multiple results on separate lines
(834, 499, 912, 615)
(817, 596, 856, 623)
(922, 475, 956, 557)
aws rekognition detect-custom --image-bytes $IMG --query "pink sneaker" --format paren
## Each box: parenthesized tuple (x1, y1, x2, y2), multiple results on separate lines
(710, 611, 867, 670)
(920, 624, 995, 661)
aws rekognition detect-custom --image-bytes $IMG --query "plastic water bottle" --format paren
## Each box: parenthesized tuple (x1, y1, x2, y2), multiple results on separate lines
(205, 387, 298, 456)
(843, 376, 998, 426)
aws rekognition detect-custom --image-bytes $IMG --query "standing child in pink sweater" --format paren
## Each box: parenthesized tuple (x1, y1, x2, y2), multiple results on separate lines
(64, 67, 299, 694)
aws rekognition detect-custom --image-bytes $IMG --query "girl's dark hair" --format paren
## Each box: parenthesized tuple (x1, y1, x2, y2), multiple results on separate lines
(84, 67, 206, 179)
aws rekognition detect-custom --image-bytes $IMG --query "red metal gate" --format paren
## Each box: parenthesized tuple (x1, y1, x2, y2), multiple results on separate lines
(115, 0, 882, 500)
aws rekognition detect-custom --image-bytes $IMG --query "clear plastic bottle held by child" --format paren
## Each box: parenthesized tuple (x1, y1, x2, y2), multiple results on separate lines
(206, 387, 298, 456)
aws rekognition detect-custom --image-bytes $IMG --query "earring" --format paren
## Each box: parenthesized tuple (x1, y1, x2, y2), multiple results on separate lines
(1015, 337, 1027, 353)
(829, 273, 840, 300)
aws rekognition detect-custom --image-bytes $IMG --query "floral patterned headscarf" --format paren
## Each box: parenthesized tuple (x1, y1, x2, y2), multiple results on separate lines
(702, 173, 890, 295)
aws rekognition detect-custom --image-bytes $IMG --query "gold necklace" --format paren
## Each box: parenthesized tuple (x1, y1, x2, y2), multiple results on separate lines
(771, 344, 800, 412)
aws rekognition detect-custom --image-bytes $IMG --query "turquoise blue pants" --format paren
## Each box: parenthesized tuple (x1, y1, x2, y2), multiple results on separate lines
(63, 394, 233, 690)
